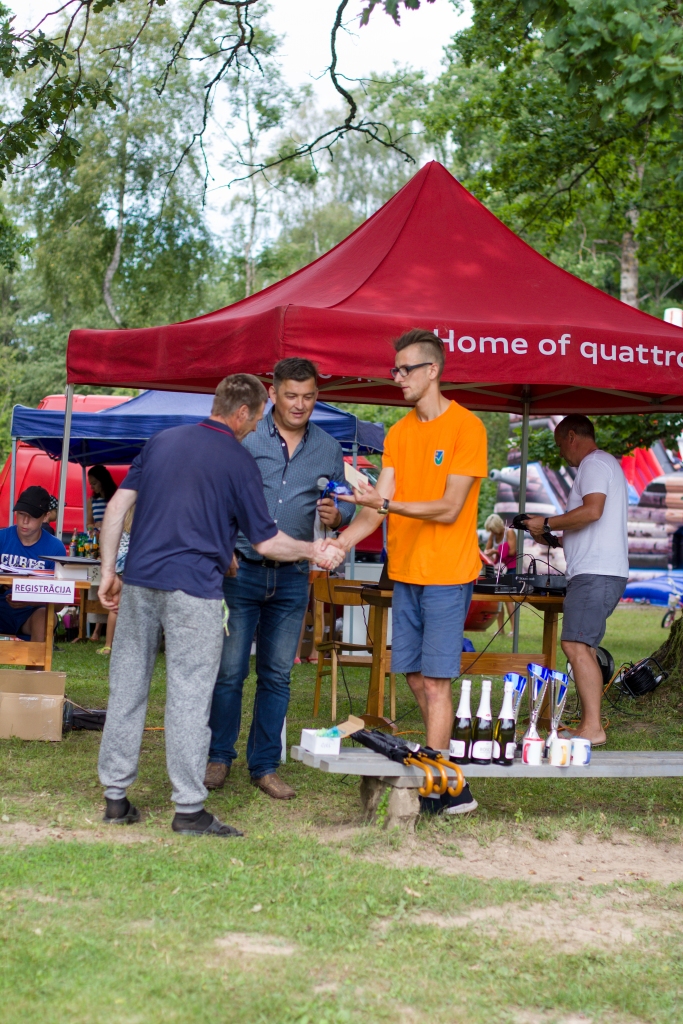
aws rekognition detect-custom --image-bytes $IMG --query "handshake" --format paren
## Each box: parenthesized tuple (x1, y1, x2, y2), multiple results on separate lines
(311, 537, 346, 571)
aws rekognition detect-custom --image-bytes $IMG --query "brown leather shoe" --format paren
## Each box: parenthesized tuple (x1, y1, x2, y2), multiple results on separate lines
(252, 773, 296, 800)
(204, 762, 230, 790)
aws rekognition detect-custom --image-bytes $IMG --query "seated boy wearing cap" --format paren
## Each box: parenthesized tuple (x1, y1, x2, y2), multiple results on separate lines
(0, 486, 66, 641)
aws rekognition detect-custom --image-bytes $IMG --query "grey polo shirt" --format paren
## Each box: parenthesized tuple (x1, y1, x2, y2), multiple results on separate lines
(236, 411, 355, 560)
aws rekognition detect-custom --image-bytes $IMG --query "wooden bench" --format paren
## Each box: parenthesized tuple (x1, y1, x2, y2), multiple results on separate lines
(291, 745, 683, 831)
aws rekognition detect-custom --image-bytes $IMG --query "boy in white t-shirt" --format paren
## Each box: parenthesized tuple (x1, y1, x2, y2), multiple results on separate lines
(526, 415, 628, 745)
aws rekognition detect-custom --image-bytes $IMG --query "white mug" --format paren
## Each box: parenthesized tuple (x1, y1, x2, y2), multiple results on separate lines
(549, 736, 571, 767)
(522, 736, 544, 765)
(570, 737, 592, 766)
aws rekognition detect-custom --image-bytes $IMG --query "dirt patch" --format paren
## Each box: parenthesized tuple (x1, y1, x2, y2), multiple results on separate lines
(0, 888, 60, 904)
(331, 829, 683, 885)
(410, 890, 680, 953)
(512, 1012, 648, 1024)
(213, 932, 297, 958)
(0, 822, 156, 845)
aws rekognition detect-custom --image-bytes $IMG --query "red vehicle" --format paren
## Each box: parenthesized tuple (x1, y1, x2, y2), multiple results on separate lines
(0, 394, 129, 532)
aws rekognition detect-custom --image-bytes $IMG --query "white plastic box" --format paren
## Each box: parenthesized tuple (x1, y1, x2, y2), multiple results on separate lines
(299, 715, 365, 757)
(299, 729, 341, 756)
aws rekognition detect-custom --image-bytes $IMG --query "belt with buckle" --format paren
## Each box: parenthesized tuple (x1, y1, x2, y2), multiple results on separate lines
(235, 550, 307, 570)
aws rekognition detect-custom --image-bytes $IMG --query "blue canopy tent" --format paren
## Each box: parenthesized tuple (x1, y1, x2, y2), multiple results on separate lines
(102, 390, 385, 454)
(9, 393, 384, 528)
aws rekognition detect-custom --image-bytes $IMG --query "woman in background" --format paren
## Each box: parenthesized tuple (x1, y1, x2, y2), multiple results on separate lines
(484, 512, 517, 636)
(87, 465, 118, 641)
(87, 464, 117, 528)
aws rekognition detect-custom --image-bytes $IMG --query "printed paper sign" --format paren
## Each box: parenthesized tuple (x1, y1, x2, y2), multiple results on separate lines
(11, 579, 75, 603)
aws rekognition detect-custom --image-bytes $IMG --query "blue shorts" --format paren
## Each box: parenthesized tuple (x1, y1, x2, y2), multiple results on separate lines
(0, 591, 38, 639)
(391, 581, 474, 679)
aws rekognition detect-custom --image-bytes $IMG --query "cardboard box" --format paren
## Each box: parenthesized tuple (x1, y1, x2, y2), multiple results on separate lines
(0, 669, 66, 741)
(300, 715, 365, 755)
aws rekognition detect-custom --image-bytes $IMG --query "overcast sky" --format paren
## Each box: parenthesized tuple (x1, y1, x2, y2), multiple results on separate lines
(14, 2, 468, 233)
(17, 1, 467, 103)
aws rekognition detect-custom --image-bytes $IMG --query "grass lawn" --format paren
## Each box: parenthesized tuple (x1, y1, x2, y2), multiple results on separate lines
(1, 602, 682, 1024)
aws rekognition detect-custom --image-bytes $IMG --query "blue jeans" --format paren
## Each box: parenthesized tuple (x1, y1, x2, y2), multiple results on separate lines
(208, 559, 310, 778)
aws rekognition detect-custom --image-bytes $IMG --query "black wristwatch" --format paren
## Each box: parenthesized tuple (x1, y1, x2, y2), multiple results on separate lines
(377, 498, 390, 516)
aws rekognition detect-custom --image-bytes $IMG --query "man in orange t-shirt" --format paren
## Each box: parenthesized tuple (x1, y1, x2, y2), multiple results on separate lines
(339, 329, 487, 814)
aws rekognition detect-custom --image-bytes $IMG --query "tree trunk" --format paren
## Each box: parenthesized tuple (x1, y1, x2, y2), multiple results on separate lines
(620, 210, 639, 308)
(103, 193, 124, 327)
(650, 617, 683, 686)
(103, 54, 132, 328)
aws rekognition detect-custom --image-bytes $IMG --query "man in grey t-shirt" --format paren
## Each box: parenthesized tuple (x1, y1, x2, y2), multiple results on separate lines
(527, 415, 628, 745)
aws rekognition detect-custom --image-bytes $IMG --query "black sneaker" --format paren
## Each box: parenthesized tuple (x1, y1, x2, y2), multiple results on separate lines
(418, 784, 478, 817)
(103, 797, 140, 825)
(419, 795, 444, 815)
(171, 810, 243, 837)
(441, 782, 478, 815)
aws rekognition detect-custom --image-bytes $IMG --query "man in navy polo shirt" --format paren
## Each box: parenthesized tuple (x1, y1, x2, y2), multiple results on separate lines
(97, 373, 344, 837)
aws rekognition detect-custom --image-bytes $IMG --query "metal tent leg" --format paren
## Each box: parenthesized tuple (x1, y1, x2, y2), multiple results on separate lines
(56, 383, 74, 540)
(81, 464, 88, 532)
(8, 437, 16, 526)
(512, 389, 531, 654)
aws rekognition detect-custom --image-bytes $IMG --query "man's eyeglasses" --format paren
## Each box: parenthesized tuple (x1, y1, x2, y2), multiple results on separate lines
(390, 362, 433, 380)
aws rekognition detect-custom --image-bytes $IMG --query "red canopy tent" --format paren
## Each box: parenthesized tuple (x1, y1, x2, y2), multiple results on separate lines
(59, 161, 683, 533)
(67, 160, 683, 415)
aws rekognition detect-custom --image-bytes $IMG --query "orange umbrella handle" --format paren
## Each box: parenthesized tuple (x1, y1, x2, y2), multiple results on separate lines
(438, 757, 464, 798)
(416, 755, 449, 796)
(405, 757, 434, 797)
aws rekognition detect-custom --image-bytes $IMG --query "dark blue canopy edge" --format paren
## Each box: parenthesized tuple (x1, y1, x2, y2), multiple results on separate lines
(10, 392, 384, 464)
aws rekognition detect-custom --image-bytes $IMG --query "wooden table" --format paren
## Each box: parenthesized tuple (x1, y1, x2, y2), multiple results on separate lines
(77, 583, 108, 641)
(343, 586, 564, 730)
(0, 576, 91, 670)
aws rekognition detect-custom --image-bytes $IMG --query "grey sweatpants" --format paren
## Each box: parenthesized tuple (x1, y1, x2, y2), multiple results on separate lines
(98, 583, 224, 813)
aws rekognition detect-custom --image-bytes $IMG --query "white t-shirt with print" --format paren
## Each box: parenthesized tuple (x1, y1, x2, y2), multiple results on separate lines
(563, 449, 629, 581)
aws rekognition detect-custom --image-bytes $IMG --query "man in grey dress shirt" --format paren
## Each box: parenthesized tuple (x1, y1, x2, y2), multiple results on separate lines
(206, 358, 355, 799)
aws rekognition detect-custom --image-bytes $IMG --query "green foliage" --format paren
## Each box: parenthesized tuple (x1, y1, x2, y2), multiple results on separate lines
(360, 0, 436, 27)
(513, 427, 565, 470)
(458, 0, 683, 125)
(513, 414, 683, 468)
(426, 13, 683, 313)
(542, 0, 683, 122)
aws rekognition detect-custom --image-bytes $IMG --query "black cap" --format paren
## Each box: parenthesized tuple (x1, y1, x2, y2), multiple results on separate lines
(14, 486, 52, 518)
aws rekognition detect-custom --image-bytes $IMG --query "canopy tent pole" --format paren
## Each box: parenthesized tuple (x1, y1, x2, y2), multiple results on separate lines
(349, 439, 358, 582)
(347, 438, 359, 646)
(56, 384, 74, 539)
(8, 437, 17, 526)
(81, 464, 88, 532)
(512, 388, 531, 654)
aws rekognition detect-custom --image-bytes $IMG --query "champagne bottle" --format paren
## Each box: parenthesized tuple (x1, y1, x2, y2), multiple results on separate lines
(449, 679, 472, 765)
(492, 680, 516, 766)
(470, 679, 493, 765)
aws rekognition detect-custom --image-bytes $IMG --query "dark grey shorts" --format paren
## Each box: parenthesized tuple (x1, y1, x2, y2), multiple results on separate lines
(561, 574, 627, 648)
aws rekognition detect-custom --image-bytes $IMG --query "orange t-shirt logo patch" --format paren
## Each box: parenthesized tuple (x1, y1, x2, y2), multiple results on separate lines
(434, 449, 444, 466)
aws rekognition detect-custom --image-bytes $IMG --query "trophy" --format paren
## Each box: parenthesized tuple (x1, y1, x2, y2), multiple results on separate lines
(504, 671, 528, 722)
(525, 663, 550, 736)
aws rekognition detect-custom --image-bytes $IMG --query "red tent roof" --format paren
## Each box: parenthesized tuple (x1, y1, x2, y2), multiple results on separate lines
(67, 161, 683, 414)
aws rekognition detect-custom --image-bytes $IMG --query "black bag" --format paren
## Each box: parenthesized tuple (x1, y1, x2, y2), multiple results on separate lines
(63, 699, 106, 732)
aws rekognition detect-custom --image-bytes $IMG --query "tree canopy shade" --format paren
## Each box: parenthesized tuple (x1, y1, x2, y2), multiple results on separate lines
(66, 161, 683, 415)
